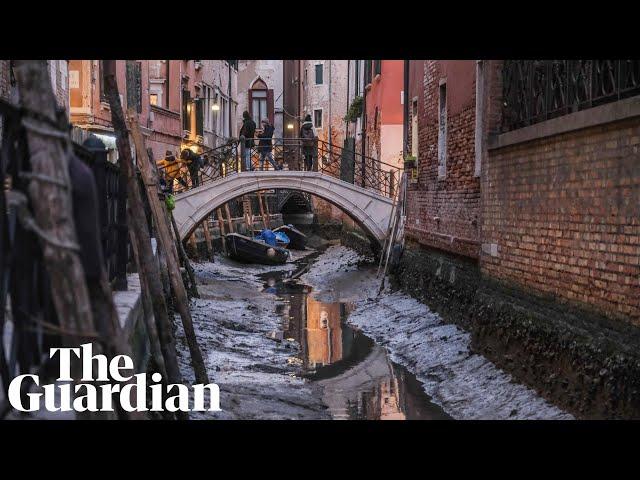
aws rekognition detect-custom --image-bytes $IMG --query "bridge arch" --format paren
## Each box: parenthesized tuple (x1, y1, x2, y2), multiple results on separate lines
(172, 171, 394, 247)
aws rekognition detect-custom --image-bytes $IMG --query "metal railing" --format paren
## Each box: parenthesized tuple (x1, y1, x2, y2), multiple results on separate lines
(157, 137, 402, 198)
(502, 60, 640, 132)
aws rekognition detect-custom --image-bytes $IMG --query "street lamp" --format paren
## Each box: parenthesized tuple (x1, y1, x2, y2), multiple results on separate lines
(286, 123, 294, 130)
(212, 102, 220, 111)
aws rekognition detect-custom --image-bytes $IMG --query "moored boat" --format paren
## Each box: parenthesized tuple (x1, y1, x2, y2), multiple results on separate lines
(273, 224, 307, 250)
(224, 233, 289, 265)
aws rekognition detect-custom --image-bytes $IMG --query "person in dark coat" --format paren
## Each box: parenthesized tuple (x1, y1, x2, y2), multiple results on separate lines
(300, 114, 317, 172)
(181, 148, 202, 188)
(239, 111, 256, 172)
(257, 118, 279, 170)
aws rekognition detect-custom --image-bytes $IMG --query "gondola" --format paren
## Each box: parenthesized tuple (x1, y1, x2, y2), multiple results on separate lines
(273, 224, 307, 250)
(224, 233, 289, 265)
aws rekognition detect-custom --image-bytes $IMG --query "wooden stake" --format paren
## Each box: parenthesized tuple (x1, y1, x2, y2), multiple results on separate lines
(103, 61, 185, 392)
(202, 217, 213, 261)
(127, 113, 208, 384)
(257, 191, 270, 230)
(217, 208, 227, 255)
(224, 203, 234, 233)
(12, 60, 127, 419)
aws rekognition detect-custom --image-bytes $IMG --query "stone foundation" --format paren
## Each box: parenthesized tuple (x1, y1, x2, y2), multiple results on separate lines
(392, 244, 640, 419)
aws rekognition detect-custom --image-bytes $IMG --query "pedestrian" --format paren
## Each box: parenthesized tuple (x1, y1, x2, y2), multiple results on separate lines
(157, 150, 186, 193)
(257, 118, 279, 170)
(239, 110, 256, 172)
(182, 148, 203, 188)
(300, 114, 317, 172)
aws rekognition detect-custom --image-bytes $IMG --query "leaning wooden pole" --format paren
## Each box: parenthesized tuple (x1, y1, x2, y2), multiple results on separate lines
(12, 60, 120, 419)
(102, 61, 184, 389)
(127, 114, 208, 384)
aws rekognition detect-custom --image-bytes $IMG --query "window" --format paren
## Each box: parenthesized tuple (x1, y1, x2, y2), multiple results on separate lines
(314, 109, 323, 128)
(315, 63, 324, 85)
(251, 90, 268, 125)
(354, 60, 361, 96)
(149, 60, 170, 109)
(411, 98, 419, 158)
(249, 78, 273, 126)
(438, 82, 447, 178)
(126, 61, 142, 113)
(474, 61, 484, 177)
(374, 60, 382, 76)
(364, 60, 372, 85)
(99, 60, 106, 101)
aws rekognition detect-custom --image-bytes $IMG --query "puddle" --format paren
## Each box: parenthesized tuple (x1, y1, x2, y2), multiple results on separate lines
(258, 260, 451, 420)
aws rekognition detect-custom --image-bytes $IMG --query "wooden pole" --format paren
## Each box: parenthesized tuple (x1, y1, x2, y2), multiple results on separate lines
(170, 210, 200, 300)
(224, 203, 234, 233)
(127, 114, 208, 384)
(202, 217, 213, 261)
(217, 208, 227, 254)
(103, 61, 185, 391)
(257, 191, 270, 230)
(12, 60, 127, 419)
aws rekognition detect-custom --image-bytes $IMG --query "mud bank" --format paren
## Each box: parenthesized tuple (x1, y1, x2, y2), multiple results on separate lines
(307, 246, 571, 420)
(392, 245, 640, 419)
(174, 252, 329, 419)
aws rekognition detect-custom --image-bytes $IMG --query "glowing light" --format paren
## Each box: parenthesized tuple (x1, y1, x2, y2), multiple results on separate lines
(212, 103, 220, 111)
(286, 123, 294, 130)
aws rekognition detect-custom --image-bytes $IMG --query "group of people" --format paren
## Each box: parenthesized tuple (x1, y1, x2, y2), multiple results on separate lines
(157, 148, 208, 194)
(239, 111, 318, 172)
(157, 111, 319, 193)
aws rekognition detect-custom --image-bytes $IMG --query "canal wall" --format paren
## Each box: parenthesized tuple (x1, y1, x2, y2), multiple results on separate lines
(391, 243, 640, 419)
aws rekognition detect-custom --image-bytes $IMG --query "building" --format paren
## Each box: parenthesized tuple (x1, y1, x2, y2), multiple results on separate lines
(404, 60, 481, 259)
(68, 60, 238, 163)
(301, 60, 349, 146)
(400, 59, 640, 418)
(1, 60, 69, 114)
(237, 60, 283, 138)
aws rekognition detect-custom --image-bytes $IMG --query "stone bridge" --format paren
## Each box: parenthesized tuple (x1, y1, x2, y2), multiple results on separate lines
(172, 170, 395, 245)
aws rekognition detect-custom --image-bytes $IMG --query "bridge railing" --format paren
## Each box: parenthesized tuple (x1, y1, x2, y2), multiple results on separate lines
(157, 137, 402, 198)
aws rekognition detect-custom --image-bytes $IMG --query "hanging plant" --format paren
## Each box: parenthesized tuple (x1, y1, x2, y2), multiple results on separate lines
(404, 154, 417, 169)
(344, 95, 364, 123)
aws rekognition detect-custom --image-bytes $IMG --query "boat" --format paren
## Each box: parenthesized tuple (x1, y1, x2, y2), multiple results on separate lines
(273, 224, 307, 250)
(224, 233, 289, 265)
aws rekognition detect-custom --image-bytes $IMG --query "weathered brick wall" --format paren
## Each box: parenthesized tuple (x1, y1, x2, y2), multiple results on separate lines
(482, 118, 640, 323)
(405, 60, 481, 259)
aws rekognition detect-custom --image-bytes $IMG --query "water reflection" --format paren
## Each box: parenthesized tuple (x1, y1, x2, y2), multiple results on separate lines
(260, 269, 450, 420)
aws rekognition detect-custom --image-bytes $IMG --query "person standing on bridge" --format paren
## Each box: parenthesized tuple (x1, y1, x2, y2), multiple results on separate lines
(257, 118, 280, 170)
(300, 114, 318, 172)
(239, 110, 256, 172)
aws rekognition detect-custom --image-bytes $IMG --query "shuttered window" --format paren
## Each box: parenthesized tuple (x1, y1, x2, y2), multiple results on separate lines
(195, 98, 204, 137)
(126, 61, 142, 113)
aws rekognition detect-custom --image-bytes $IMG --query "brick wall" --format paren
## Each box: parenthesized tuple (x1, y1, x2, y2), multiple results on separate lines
(482, 117, 640, 323)
(405, 60, 481, 259)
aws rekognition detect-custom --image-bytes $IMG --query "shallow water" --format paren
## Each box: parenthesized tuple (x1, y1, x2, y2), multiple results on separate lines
(258, 261, 451, 420)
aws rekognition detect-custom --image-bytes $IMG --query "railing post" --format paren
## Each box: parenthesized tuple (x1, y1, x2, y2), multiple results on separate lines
(239, 135, 246, 172)
(83, 136, 127, 291)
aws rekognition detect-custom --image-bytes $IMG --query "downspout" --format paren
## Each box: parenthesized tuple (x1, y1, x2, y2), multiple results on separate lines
(345, 60, 350, 140)
(228, 61, 232, 138)
(403, 59, 409, 158)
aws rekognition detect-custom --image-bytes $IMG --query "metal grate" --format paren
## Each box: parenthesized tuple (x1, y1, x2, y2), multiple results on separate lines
(501, 60, 640, 132)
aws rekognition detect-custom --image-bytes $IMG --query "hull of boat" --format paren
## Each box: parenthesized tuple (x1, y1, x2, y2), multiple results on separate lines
(273, 225, 307, 250)
(224, 233, 289, 265)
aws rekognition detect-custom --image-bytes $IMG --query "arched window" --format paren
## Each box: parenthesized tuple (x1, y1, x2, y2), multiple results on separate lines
(249, 78, 274, 126)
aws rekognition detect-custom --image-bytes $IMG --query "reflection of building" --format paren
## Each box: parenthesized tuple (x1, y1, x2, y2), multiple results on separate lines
(305, 297, 343, 368)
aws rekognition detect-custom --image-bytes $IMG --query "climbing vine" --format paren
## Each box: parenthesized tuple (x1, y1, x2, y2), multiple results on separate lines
(344, 95, 363, 123)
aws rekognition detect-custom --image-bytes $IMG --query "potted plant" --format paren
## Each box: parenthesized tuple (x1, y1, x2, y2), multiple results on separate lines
(344, 96, 364, 123)
(404, 154, 417, 169)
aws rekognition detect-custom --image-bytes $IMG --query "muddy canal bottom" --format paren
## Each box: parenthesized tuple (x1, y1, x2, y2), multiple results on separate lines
(258, 264, 450, 420)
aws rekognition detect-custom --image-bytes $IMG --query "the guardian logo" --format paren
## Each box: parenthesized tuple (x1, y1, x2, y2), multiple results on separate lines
(8, 343, 221, 413)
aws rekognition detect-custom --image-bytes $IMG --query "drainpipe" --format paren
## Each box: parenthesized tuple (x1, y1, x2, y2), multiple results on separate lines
(328, 60, 332, 154)
(228, 61, 232, 138)
(345, 60, 350, 140)
(403, 59, 409, 158)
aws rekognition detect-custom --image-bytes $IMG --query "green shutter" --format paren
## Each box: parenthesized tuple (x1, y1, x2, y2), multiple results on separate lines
(195, 99, 204, 136)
